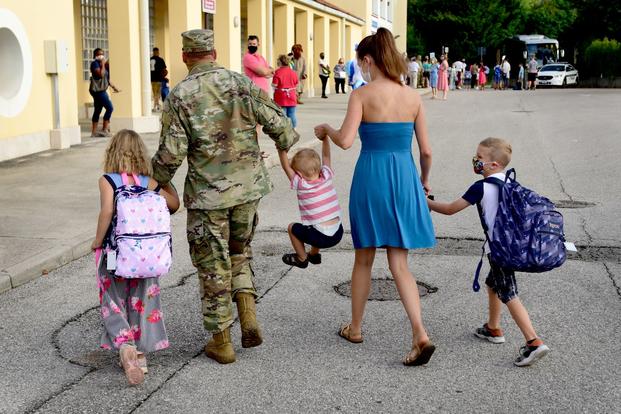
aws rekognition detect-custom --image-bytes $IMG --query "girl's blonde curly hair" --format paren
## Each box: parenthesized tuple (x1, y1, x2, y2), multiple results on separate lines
(103, 129, 152, 175)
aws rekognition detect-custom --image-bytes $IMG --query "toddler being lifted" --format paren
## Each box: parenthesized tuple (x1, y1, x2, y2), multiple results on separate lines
(278, 138, 343, 268)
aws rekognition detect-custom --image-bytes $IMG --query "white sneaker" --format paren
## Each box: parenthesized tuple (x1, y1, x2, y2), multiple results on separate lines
(514, 343, 550, 366)
(474, 324, 505, 344)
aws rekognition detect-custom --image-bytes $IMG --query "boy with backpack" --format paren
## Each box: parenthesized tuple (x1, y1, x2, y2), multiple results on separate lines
(427, 137, 556, 366)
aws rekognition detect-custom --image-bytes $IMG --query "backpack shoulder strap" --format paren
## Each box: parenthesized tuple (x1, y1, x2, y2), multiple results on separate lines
(103, 174, 117, 191)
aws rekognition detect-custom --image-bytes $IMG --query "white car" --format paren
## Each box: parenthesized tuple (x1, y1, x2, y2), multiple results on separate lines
(536, 63, 579, 87)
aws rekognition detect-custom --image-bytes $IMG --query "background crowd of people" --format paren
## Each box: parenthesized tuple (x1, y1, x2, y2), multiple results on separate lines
(403, 52, 537, 101)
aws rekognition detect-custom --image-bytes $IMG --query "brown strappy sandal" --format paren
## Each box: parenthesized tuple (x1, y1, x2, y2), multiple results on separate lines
(338, 323, 363, 344)
(403, 341, 436, 366)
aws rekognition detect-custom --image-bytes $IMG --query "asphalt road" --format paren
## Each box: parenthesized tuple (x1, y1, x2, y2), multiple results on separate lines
(1, 89, 620, 413)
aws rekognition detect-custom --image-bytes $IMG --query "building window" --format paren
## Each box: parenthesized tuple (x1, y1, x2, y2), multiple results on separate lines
(387, 1, 393, 22)
(80, 0, 108, 81)
(149, 0, 155, 50)
(372, 0, 379, 16)
(380, 0, 386, 19)
(0, 9, 33, 117)
(203, 13, 214, 30)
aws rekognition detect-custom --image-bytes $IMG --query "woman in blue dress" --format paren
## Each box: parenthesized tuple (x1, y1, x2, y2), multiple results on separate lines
(314, 28, 436, 366)
(429, 57, 439, 99)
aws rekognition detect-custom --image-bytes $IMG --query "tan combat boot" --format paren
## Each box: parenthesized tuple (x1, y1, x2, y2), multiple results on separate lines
(205, 328, 236, 364)
(236, 292, 263, 348)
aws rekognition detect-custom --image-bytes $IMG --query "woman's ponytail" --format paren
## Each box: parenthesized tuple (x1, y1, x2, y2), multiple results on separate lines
(356, 28, 406, 84)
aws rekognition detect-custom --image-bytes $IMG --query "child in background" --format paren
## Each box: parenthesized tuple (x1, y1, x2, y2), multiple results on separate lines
(277, 138, 343, 268)
(427, 137, 550, 367)
(161, 77, 170, 103)
(91, 129, 180, 385)
(272, 54, 299, 128)
(478, 63, 487, 90)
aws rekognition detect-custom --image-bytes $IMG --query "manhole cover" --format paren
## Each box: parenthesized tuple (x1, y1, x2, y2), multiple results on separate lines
(552, 200, 596, 209)
(334, 274, 437, 301)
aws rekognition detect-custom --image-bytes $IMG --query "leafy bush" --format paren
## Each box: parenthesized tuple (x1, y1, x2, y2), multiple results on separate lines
(584, 38, 621, 77)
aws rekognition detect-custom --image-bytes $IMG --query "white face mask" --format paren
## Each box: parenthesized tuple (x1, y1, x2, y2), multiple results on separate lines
(96, 55, 105, 61)
(360, 60, 372, 83)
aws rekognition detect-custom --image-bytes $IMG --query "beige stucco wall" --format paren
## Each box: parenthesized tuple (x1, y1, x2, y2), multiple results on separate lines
(1, 0, 378, 161)
(0, 1, 79, 142)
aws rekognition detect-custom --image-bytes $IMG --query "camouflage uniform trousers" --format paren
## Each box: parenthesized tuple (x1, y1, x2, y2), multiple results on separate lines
(187, 199, 260, 333)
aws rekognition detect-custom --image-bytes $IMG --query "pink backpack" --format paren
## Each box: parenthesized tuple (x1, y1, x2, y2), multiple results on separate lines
(113, 172, 172, 278)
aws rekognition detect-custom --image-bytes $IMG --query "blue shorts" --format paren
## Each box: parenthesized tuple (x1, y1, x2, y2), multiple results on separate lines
(485, 255, 518, 303)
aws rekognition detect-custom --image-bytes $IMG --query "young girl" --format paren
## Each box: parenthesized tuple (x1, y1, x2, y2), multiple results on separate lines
(277, 138, 343, 268)
(91, 129, 179, 386)
(429, 57, 439, 98)
(478, 62, 487, 90)
(272, 54, 299, 128)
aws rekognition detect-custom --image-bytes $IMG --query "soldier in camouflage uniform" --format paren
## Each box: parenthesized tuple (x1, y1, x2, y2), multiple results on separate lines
(151, 29, 299, 364)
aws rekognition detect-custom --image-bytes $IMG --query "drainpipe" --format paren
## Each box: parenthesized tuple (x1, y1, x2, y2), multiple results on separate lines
(267, 0, 273, 66)
(341, 16, 346, 60)
(139, 0, 151, 116)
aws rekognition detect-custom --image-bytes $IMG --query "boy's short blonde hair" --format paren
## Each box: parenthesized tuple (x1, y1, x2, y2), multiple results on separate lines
(291, 148, 321, 177)
(103, 129, 152, 175)
(479, 137, 512, 167)
(277, 54, 290, 67)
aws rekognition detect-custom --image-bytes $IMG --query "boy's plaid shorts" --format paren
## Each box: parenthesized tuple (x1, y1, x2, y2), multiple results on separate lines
(485, 255, 518, 303)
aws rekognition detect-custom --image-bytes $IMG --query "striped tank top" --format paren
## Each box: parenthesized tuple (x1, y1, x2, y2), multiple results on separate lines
(291, 165, 341, 226)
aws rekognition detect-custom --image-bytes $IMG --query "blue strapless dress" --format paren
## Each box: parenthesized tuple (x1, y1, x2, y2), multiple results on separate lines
(349, 122, 436, 249)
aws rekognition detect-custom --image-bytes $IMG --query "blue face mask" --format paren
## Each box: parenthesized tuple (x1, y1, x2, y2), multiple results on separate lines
(472, 157, 493, 174)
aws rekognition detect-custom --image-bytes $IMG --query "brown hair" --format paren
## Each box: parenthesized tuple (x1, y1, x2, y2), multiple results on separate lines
(479, 137, 512, 167)
(103, 129, 152, 175)
(277, 54, 290, 67)
(356, 27, 407, 84)
(291, 148, 321, 177)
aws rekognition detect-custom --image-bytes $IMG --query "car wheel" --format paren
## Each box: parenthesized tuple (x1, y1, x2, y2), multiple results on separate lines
(575, 76, 579, 87)
(562, 77, 567, 88)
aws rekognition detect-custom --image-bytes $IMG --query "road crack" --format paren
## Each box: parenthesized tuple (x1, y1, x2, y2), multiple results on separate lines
(602, 262, 621, 299)
(29, 271, 198, 413)
(128, 267, 294, 413)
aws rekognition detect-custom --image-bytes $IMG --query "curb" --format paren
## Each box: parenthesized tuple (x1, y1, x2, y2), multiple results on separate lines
(0, 137, 322, 295)
(1, 231, 93, 293)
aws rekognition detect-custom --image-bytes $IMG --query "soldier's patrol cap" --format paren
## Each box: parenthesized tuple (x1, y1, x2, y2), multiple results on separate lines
(182, 29, 214, 53)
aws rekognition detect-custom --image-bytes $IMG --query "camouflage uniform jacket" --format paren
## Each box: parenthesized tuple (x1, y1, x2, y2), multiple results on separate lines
(152, 61, 299, 210)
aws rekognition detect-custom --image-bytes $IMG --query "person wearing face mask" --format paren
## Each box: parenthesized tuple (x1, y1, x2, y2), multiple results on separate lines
(333, 58, 347, 94)
(314, 27, 436, 367)
(89, 48, 120, 137)
(291, 44, 307, 104)
(427, 138, 551, 367)
(318, 52, 331, 98)
(152, 29, 299, 365)
(437, 54, 449, 100)
(242, 35, 274, 94)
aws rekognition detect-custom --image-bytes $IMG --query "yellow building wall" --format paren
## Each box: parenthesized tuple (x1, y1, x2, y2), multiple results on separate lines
(0, 0, 79, 139)
(214, 1, 241, 73)
(167, 0, 203, 87)
(392, 0, 407, 52)
(73, 0, 92, 119)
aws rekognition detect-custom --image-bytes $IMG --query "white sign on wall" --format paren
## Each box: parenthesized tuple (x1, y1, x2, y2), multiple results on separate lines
(202, 0, 216, 14)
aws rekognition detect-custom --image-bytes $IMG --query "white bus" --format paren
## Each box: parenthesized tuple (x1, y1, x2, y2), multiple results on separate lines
(505, 35, 561, 68)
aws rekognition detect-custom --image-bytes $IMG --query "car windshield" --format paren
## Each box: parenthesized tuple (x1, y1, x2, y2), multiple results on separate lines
(541, 65, 565, 72)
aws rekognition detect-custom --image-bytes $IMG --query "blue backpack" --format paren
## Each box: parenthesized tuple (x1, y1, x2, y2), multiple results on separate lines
(472, 168, 567, 291)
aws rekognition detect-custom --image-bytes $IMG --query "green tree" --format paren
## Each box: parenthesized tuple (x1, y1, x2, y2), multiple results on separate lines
(407, 0, 524, 61)
(522, 0, 577, 39)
